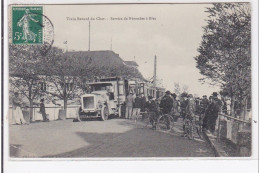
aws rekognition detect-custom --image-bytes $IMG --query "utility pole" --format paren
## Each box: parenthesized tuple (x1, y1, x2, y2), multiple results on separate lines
(153, 55, 157, 88)
(88, 21, 90, 51)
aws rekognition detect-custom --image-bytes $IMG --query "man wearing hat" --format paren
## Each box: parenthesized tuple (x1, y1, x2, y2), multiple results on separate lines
(212, 92, 218, 98)
(186, 94, 196, 118)
(201, 95, 209, 129)
(205, 92, 221, 133)
(180, 93, 188, 119)
(145, 96, 159, 129)
(183, 94, 196, 136)
(125, 93, 134, 119)
(160, 91, 173, 114)
(40, 98, 48, 121)
(171, 93, 180, 121)
(159, 91, 173, 130)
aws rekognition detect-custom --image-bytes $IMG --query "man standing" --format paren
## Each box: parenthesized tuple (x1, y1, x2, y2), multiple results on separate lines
(180, 93, 189, 120)
(132, 94, 142, 121)
(180, 93, 189, 134)
(186, 94, 196, 118)
(140, 93, 146, 120)
(125, 93, 134, 119)
(159, 91, 173, 130)
(145, 96, 159, 129)
(182, 94, 196, 137)
(40, 98, 48, 122)
(201, 95, 209, 130)
(206, 92, 221, 133)
(171, 93, 180, 121)
(160, 91, 173, 114)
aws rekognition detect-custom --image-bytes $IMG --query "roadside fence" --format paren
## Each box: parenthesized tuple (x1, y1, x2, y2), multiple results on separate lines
(216, 112, 251, 156)
(9, 105, 80, 124)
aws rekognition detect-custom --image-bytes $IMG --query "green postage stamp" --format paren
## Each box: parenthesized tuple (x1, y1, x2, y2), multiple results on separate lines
(12, 6, 43, 44)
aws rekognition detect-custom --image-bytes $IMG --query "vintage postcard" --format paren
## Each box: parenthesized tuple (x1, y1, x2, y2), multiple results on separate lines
(6, 2, 256, 163)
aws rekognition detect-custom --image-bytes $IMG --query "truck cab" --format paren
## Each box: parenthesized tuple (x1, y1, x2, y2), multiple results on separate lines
(78, 80, 125, 121)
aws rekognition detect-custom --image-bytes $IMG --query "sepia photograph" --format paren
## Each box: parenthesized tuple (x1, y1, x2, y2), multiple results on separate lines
(7, 2, 253, 159)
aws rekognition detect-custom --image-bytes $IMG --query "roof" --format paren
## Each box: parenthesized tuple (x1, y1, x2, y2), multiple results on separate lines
(124, 61, 139, 67)
(65, 50, 124, 68)
(66, 50, 145, 80)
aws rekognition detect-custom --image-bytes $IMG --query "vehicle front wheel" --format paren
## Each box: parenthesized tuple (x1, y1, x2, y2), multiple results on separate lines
(101, 106, 109, 121)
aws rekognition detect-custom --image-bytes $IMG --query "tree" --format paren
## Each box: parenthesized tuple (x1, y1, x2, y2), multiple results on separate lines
(9, 44, 47, 121)
(174, 83, 189, 95)
(182, 85, 189, 93)
(174, 83, 181, 95)
(43, 48, 94, 118)
(195, 3, 251, 118)
(10, 44, 147, 119)
(94, 63, 145, 80)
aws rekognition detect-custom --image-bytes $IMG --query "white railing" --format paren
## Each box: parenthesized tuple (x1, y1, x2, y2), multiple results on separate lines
(9, 106, 80, 123)
(216, 112, 251, 143)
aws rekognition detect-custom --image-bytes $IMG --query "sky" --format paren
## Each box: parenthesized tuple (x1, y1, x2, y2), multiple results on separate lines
(44, 4, 219, 97)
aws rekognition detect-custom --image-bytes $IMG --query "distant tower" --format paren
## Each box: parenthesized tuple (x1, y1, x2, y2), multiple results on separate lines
(153, 55, 157, 88)
(88, 21, 91, 51)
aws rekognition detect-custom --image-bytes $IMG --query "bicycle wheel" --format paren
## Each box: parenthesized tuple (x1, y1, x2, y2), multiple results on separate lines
(187, 121, 194, 140)
(195, 118, 203, 138)
(157, 115, 174, 131)
(142, 113, 152, 128)
(157, 115, 167, 130)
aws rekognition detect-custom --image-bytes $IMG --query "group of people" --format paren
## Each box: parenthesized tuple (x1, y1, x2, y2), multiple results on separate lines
(180, 92, 222, 134)
(124, 93, 147, 120)
(12, 88, 224, 133)
(124, 92, 161, 129)
(124, 90, 223, 135)
(11, 92, 48, 125)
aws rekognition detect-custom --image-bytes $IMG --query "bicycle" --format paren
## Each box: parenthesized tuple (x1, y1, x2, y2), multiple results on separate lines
(196, 108, 206, 137)
(184, 113, 204, 140)
(157, 111, 174, 131)
(194, 115, 203, 139)
(183, 115, 194, 140)
(142, 111, 156, 128)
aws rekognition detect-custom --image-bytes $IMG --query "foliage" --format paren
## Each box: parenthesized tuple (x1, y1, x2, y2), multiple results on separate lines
(195, 3, 251, 102)
(9, 44, 47, 101)
(9, 44, 51, 119)
(174, 82, 189, 95)
(9, 44, 145, 118)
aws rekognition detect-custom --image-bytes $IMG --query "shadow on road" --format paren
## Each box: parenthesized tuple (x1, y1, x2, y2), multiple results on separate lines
(10, 119, 214, 158)
(10, 144, 22, 157)
(44, 125, 214, 158)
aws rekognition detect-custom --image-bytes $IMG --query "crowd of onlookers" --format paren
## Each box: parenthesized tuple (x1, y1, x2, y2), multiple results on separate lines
(12, 88, 245, 134)
(123, 90, 228, 134)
